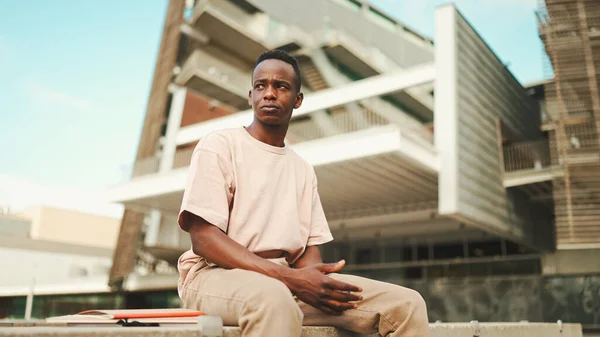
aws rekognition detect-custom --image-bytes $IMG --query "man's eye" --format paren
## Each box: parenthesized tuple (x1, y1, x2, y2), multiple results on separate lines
(255, 84, 264, 89)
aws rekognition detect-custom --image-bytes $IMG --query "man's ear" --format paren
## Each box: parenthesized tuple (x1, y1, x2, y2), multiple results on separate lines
(294, 92, 304, 109)
(248, 90, 252, 107)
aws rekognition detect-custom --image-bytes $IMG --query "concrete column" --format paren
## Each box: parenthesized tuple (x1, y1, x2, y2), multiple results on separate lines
(159, 86, 187, 173)
(434, 5, 458, 215)
(24, 265, 36, 320)
(143, 210, 162, 247)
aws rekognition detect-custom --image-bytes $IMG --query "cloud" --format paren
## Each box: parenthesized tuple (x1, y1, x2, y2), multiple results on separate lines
(23, 80, 92, 111)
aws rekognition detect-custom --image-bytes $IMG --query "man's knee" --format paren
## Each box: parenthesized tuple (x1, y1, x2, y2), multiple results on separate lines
(387, 286, 428, 317)
(405, 289, 427, 314)
(247, 276, 303, 320)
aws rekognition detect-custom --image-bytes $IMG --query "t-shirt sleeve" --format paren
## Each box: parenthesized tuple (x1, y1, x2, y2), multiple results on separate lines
(307, 171, 333, 246)
(178, 144, 234, 233)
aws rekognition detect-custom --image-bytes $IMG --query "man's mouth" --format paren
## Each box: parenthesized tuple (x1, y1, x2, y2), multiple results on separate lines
(261, 105, 280, 112)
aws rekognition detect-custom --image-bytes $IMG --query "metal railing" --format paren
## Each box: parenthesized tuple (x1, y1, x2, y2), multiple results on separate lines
(287, 107, 386, 142)
(503, 139, 555, 172)
(123, 148, 194, 182)
(129, 157, 160, 178)
(287, 105, 433, 145)
(565, 123, 600, 152)
(126, 106, 434, 180)
(173, 147, 196, 169)
(503, 129, 599, 172)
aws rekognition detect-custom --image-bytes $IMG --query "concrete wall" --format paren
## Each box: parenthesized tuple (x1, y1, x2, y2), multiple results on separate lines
(388, 274, 600, 327)
(248, 0, 433, 68)
(180, 91, 235, 128)
(434, 5, 550, 250)
(0, 215, 30, 238)
(23, 207, 120, 250)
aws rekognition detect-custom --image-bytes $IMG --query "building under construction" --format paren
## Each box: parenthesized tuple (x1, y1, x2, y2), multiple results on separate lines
(535, 0, 600, 245)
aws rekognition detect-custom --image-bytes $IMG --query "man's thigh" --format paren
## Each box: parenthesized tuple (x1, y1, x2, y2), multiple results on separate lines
(181, 266, 294, 326)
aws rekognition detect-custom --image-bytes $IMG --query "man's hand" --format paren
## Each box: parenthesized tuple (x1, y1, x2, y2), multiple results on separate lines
(283, 260, 362, 315)
(186, 213, 361, 314)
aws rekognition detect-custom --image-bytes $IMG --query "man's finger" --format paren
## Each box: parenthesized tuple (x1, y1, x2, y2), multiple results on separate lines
(316, 260, 345, 273)
(324, 278, 362, 292)
(320, 298, 356, 312)
(325, 289, 362, 302)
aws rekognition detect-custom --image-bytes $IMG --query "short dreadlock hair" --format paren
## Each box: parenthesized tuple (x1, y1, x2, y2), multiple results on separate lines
(252, 50, 302, 93)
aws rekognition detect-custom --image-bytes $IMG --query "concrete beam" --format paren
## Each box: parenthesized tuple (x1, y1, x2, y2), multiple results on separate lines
(503, 167, 564, 187)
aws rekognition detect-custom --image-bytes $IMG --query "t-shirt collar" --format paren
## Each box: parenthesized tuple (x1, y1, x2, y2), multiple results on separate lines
(240, 127, 288, 155)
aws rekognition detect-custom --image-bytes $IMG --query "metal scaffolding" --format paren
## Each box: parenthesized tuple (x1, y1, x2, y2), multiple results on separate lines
(538, 0, 600, 245)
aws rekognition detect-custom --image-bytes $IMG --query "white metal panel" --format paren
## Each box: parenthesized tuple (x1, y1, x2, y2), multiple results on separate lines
(454, 7, 541, 232)
(435, 5, 550, 250)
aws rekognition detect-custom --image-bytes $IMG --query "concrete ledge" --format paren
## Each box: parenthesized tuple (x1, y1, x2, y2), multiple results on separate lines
(429, 322, 582, 337)
(0, 322, 583, 337)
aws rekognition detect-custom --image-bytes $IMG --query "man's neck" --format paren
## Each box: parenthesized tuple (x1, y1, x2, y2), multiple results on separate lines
(245, 121, 288, 148)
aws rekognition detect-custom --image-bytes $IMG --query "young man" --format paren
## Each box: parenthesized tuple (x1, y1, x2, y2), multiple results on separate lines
(177, 50, 429, 337)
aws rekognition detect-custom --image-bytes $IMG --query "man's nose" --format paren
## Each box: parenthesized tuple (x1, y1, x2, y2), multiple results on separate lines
(263, 85, 276, 99)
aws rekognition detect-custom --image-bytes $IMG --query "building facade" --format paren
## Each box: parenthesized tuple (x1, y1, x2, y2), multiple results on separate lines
(104, 0, 600, 328)
(4, 0, 598, 330)
(108, 0, 552, 280)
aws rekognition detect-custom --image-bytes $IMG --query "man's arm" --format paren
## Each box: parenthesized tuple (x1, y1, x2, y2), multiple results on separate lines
(184, 212, 362, 314)
(293, 245, 323, 269)
(186, 211, 288, 278)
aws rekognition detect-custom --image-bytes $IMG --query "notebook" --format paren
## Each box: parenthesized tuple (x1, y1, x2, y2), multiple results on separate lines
(46, 308, 205, 325)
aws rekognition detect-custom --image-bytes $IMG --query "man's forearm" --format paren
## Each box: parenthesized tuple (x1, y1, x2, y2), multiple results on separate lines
(189, 219, 293, 282)
(293, 245, 323, 269)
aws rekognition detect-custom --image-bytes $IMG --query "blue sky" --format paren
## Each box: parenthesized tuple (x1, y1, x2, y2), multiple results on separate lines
(0, 1, 168, 189)
(0, 0, 545, 214)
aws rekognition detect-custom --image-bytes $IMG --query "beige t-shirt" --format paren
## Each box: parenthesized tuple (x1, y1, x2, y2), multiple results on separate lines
(176, 127, 333, 293)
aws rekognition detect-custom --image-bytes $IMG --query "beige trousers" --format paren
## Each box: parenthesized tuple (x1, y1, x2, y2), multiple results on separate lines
(180, 265, 429, 337)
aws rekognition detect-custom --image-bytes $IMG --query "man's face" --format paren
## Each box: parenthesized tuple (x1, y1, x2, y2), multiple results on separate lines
(249, 59, 303, 126)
